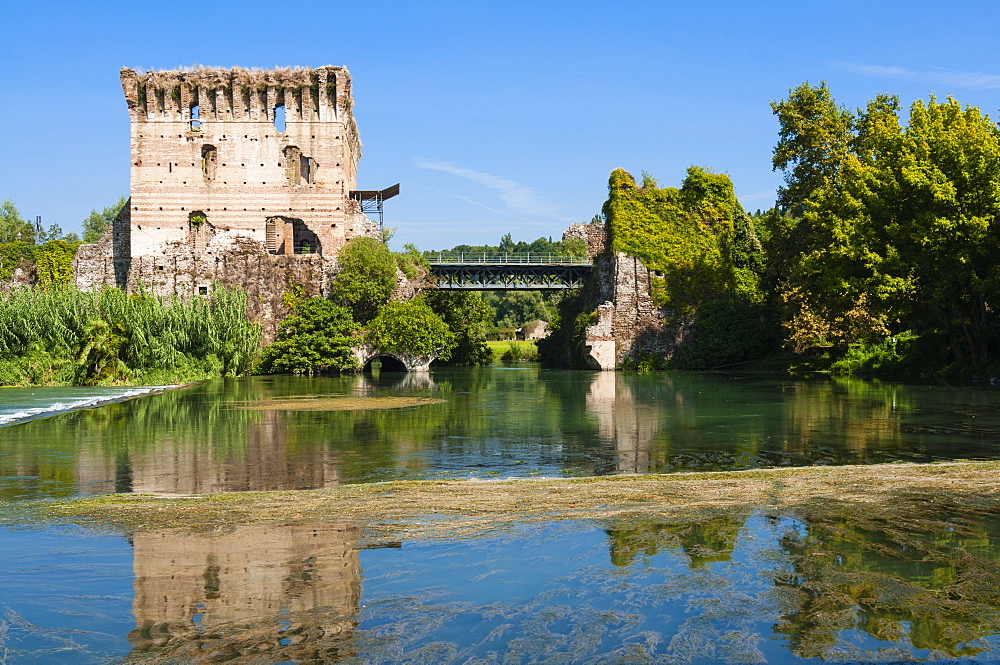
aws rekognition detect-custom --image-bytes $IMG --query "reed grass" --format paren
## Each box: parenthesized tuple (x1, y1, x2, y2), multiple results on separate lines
(0, 285, 260, 386)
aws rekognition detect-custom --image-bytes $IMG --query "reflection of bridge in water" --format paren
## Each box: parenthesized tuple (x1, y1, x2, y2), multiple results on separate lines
(427, 253, 591, 290)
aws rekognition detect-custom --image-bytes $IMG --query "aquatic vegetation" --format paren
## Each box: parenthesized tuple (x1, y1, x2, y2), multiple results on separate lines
(228, 396, 444, 411)
(40, 461, 1000, 537)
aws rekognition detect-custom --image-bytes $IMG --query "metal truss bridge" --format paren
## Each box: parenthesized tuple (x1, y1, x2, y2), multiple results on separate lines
(427, 253, 592, 290)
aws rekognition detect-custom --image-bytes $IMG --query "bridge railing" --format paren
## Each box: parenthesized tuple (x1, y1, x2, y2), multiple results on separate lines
(426, 252, 590, 265)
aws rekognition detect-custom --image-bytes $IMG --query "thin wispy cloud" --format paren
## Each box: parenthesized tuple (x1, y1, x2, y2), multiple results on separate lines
(836, 62, 1000, 90)
(415, 159, 571, 221)
(413, 184, 529, 222)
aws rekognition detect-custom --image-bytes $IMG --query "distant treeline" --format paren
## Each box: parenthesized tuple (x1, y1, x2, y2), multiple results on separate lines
(424, 233, 587, 260)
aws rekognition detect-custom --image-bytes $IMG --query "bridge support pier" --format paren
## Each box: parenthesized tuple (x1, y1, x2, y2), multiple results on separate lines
(584, 302, 617, 370)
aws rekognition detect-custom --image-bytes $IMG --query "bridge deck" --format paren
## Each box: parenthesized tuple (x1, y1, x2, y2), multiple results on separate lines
(426, 253, 589, 265)
(427, 255, 592, 290)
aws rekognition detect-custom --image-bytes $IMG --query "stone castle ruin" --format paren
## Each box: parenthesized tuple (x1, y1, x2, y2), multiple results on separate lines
(75, 65, 386, 333)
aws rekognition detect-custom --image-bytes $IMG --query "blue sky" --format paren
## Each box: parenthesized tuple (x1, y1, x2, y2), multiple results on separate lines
(4, 0, 1000, 250)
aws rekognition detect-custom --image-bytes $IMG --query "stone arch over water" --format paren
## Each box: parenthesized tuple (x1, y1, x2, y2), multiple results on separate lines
(363, 354, 407, 373)
(351, 344, 437, 372)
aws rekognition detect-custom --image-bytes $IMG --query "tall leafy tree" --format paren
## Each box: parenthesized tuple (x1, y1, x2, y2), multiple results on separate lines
(771, 82, 854, 212)
(864, 97, 1000, 366)
(0, 199, 34, 244)
(772, 83, 1000, 369)
(329, 237, 398, 323)
(425, 291, 494, 365)
(82, 196, 127, 243)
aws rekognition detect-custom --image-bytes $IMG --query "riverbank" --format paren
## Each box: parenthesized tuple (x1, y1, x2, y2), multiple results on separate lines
(40, 460, 1000, 541)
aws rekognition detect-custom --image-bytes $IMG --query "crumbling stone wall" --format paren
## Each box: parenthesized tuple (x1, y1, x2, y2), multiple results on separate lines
(0, 266, 35, 293)
(563, 222, 688, 370)
(564, 219, 607, 259)
(74, 236, 335, 342)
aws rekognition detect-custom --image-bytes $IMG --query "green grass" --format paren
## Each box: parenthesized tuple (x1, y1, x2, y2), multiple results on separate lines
(485, 340, 539, 363)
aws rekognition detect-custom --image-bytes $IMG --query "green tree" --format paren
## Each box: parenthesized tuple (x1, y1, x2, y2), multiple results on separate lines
(771, 84, 1000, 370)
(771, 81, 854, 212)
(855, 96, 1000, 367)
(82, 196, 127, 244)
(329, 237, 397, 323)
(0, 199, 34, 244)
(256, 298, 358, 375)
(769, 85, 905, 352)
(556, 237, 587, 258)
(366, 298, 455, 359)
(484, 291, 555, 328)
(425, 291, 494, 365)
(498, 233, 515, 254)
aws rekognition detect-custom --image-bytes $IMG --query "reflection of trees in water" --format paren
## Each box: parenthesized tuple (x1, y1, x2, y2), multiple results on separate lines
(608, 375, 933, 472)
(603, 502, 1000, 660)
(776, 378, 907, 461)
(605, 513, 742, 567)
(129, 522, 361, 663)
(773, 501, 1000, 660)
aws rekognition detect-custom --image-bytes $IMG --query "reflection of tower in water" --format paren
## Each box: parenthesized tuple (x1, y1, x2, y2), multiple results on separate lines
(129, 522, 361, 662)
(129, 409, 341, 495)
(586, 372, 660, 474)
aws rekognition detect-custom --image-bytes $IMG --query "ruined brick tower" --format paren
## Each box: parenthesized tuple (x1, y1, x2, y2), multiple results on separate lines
(117, 65, 376, 261)
(72, 66, 386, 334)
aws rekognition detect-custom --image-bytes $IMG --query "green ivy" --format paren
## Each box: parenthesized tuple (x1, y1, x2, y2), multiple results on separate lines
(35, 240, 79, 288)
(605, 167, 763, 316)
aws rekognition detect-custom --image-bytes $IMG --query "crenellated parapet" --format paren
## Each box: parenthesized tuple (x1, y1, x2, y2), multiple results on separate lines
(121, 67, 353, 126)
(120, 66, 360, 172)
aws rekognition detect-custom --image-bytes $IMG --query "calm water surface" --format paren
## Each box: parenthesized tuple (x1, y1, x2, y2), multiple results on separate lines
(2, 367, 1000, 663)
(3, 368, 1000, 499)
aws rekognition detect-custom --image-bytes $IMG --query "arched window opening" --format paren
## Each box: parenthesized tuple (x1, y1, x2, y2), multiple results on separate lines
(190, 104, 201, 132)
(201, 145, 217, 181)
(273, 105, 285, 133)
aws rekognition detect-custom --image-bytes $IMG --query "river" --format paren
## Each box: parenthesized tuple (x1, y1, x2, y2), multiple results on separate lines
(2, 367, 1000, 662)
